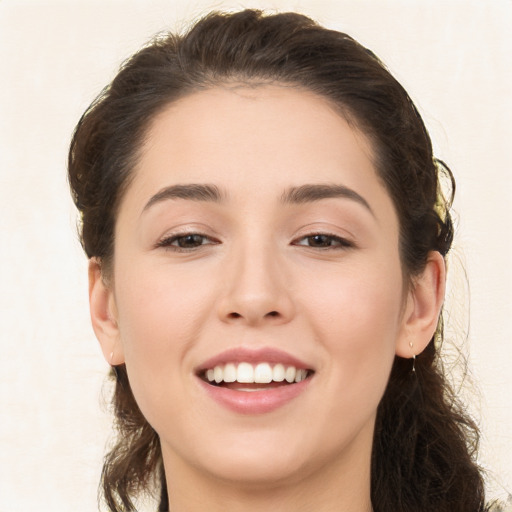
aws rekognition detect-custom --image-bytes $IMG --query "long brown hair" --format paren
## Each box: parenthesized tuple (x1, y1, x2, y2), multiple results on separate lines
(68, 9, 488, 511)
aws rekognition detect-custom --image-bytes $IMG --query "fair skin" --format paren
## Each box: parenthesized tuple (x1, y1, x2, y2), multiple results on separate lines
(89, 85, 445, 512)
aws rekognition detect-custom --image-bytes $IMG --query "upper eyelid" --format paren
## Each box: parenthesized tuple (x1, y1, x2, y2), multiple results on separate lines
(293, 235, 353, 247)
(291, 221, 356, 239)
(155, 231, 219, 249)
(292, 230, 353, 243)
(157, 225, 219, 241)
(162, 231, 212, 240)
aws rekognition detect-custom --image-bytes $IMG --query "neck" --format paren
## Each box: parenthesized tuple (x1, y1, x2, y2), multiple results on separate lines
(167, 480, 372, 512)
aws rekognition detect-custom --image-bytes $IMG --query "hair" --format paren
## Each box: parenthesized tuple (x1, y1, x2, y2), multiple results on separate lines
(68, 9, 488, 512)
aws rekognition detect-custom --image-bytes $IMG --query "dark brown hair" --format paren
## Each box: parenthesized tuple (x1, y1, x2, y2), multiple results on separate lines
(68, 9, 488, 511)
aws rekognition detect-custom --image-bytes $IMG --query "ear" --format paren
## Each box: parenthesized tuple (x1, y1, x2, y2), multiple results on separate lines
(396, 251, 446, 358)
(88, 258, 124, 365)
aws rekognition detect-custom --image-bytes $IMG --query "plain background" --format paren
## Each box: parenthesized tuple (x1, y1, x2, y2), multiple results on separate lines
(0, 0, 510, 510)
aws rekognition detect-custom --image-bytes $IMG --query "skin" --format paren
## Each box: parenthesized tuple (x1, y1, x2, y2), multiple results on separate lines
(89, 85, 445, 512)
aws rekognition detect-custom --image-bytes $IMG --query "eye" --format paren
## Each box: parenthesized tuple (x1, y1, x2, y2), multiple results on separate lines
(293, 233, 353, 249)
(156, 233, 218, 251)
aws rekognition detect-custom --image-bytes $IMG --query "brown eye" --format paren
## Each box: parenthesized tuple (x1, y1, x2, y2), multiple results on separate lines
(306, 235, 335, 247)
(174, 234, 207, 248)
(157, 233, 217, 251)
(295, 233, 351, 249)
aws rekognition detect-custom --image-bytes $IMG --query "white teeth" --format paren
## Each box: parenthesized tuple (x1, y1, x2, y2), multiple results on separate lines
(223, 363, 236, 383)
(214, 366, 223, 383)
(237, 362, 254, 383)
(272, 363, 285, 382)
(285, 366, 296, 383)
(203, 362, 310, 385)
(254, 363, 273, 383)
(295, 369, 307, 383)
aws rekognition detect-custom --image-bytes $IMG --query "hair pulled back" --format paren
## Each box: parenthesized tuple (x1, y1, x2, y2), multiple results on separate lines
(68, 9, 487, 511)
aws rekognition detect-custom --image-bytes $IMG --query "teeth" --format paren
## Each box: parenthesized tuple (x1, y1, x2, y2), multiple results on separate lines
(254, 363, 272, 383)
(295, 369, 307, 383)
(223, 363, 236, 383)
(285, 366, 296, 383)
(203, 362, 310, 384)
(237, 362, 254, 383)
(272, 363, 285, 382)
(214, 366, 223, 383)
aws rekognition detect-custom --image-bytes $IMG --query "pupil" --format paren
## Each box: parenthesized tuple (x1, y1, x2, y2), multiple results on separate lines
(179, 234, 203, 248)
(310, 235, 330, 247)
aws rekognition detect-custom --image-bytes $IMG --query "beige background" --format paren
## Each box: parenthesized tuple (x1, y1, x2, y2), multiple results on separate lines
(0, 0, 510, 510)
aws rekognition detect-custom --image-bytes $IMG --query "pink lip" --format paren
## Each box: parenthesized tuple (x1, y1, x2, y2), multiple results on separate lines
(196, 346, 312, 371)
(198, 375, 312, 414)
(195, 346, 314, 414)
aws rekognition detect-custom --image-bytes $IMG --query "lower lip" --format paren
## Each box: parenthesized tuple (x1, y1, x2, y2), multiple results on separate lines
(197, 377, 312, 414)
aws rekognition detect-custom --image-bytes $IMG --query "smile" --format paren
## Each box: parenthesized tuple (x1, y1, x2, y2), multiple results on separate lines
(196, 347, 315, 414)
(203, 362, 310, 387)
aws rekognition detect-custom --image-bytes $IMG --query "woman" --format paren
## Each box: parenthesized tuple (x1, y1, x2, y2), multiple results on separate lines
(68, 9, 491, 512)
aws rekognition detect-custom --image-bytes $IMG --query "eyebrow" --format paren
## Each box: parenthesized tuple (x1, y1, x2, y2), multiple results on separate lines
(142, 183, 224, 213)
(280, 184, 374, 216)
(142, 182, 374, 217)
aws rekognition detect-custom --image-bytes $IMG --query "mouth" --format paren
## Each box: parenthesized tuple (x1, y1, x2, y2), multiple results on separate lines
(199, 362, 313, 391)
(195, 347, 315, 413)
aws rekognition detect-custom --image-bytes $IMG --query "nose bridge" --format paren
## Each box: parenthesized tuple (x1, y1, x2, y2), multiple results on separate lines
(218, 233, 293, 325)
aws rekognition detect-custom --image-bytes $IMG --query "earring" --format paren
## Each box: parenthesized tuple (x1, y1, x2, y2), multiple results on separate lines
(409, 341, 416, 372)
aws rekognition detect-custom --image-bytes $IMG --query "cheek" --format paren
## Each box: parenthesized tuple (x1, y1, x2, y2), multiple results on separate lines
(303, 258, 404, 383)
(115, 262, 212, 349)
(112, 263, 216, 423)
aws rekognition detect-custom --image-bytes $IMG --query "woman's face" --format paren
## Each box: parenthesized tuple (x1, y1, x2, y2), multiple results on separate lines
(104, 86, 411, 486)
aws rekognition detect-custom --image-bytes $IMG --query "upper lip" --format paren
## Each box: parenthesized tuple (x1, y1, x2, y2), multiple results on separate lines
(195, 346, 313, 373)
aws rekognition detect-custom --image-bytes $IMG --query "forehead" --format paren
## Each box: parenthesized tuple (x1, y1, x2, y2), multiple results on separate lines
(120, 85, 394, 222)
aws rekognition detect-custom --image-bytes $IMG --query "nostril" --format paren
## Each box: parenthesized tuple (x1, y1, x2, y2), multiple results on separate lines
(222, 310, 284, 323)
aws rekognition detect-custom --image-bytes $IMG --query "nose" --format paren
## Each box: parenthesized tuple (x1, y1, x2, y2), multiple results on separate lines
(216, 243, 295, 327)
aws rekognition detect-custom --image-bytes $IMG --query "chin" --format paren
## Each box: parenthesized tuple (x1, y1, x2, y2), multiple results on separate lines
(162, 425, 315, 487)
(200, 450, 312, 488)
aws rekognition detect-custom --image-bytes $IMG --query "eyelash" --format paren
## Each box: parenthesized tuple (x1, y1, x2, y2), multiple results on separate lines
(156, 233, 219, 252)
(292, 233, 353, 250)
(156, 232, 353, 252)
